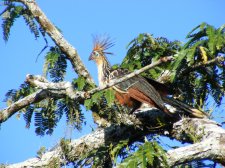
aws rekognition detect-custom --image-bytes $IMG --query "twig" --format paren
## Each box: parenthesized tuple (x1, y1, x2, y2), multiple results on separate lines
(88, 56, 173, 95)
(180, 56, 224, 76)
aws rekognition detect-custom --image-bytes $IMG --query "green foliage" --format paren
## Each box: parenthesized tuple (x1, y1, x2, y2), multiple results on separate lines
(43, 46, 67, 82)
(34, 99, 57, 135)
(118, 140, 168, 168)
(110, 139, 129, 164)
(58, 98, 84, 131)
(4, 82, 36, 105)
(84, 89, 115, 111)
(104, 89, 115, 107)
(1, 2, 41, 42)
(122, 24, 225, 110)
(122, 33, 180, 78)
(36, 146, 46, 159)
(1, 4, 23, 41)
(34, 97, 84, 136)
(170, 23, 225, 108)
(4, 82, 84, 135)
(23, 105, 34, 128)
(73, 76, 95, 92)
(22, 9, 39, 39)
(84, 91, 104, 110)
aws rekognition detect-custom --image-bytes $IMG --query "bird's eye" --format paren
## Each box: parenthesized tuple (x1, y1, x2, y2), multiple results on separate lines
(93, 51, 100, 56)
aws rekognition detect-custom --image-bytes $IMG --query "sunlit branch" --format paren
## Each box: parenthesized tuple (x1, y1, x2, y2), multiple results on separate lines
(0, 90, 47, 123)
(168, 118, 225, 166)
(7, 118, 225, 167)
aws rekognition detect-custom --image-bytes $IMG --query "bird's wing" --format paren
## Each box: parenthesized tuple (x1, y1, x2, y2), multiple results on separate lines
(144, 77, 171, 96)
(111, 70, 170, 114)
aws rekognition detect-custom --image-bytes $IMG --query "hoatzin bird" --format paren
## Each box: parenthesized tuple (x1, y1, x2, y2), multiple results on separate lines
(89, 36, 207, 118)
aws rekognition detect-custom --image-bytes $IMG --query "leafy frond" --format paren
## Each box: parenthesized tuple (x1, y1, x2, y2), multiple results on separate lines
(118, 141, 168, 168)
(43, 46, 67, 82)
(170, 23, 225, 107)
(23, 105, 34, 128)
(34, 98, 57, 136)
(57, 98, 84, 131)
(1, 5, 24, 42)
(1, 2, 44, 42)
(4, 82, 36, 105)
(34, 111, 45, 136)
(22, 9, 39, 39)
(122, 33, 181, 79)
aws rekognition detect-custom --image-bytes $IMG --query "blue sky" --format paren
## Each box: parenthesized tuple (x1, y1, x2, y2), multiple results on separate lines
(0, 0, 225, 164)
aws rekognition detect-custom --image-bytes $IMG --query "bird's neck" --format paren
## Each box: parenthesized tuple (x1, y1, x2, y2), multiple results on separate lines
(96, 57, 111, 87)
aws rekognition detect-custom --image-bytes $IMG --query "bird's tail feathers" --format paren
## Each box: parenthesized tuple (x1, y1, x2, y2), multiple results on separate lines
(162, 97, 208, 118)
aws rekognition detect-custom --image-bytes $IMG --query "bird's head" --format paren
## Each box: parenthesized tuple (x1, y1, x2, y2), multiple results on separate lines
(89, 36, 114, 63)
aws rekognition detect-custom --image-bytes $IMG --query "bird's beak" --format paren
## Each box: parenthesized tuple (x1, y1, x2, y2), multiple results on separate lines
(89, 53, 94, 61)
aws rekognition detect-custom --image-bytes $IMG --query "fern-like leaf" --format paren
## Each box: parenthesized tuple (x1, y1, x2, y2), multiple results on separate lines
(23, 105, 34, 128)
(1, 5, 24, 42)
(118, 141, 169, 168)
(43, 46, 67, 82)
(22, 9, 39, 39)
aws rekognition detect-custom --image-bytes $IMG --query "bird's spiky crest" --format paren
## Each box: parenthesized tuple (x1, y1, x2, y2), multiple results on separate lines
(93, 35, 114, 54)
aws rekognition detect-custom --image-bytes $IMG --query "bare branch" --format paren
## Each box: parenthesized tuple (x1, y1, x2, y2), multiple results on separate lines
(14, 0, 94, 84)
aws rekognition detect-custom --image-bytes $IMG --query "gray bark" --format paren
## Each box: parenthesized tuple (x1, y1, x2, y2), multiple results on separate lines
(7, 117, 225, 167)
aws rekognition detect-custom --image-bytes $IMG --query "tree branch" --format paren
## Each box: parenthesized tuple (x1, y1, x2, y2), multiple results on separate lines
(168, 118, 225, 166)
(88, 56, 173, 95)
(14, 0, 94, 84)
(0, 90, 47, 123)
(0, 56, 185, 124)
(7, 113, 150, 168)
(6, 117, 225, 167)
(180, 56, 224, 76)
